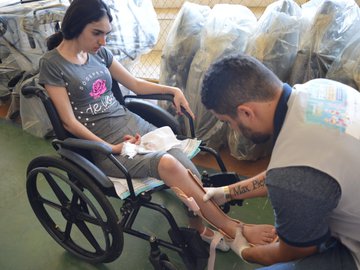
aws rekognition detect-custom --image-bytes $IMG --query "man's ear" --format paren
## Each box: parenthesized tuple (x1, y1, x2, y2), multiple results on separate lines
(236, 104, 254, 122)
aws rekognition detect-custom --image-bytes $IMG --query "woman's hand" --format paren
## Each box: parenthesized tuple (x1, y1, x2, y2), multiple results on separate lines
(111, 143, 124, 154)
(123, 133, 141, 144)
(110, 133, 141, 154)
(172, 87, 195, 119)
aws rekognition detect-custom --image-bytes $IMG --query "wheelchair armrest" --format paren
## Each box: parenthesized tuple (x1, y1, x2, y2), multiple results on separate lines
(124, 94, 195, 138)
(53, 138, 135, 194)
(124, 98, 182, 135)
(52, 138, 112, 155)
(124, 93, 174, 102)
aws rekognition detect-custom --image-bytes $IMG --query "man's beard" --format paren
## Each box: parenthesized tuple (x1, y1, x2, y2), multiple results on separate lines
(237, 122, 271, 144)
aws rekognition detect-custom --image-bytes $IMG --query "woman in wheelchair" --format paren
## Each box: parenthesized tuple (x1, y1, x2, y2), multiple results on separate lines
(38, 0, 276, 255)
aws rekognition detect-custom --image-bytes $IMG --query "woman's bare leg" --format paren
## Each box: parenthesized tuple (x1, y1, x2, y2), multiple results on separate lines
(159, 154, 241, 239)
(158, 154, 277, 243)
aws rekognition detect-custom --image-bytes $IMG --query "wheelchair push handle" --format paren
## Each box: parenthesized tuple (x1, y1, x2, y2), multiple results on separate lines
(21, 85, 50, 103)
(180, 107, 195, 138)
(21, 85, 44, 98)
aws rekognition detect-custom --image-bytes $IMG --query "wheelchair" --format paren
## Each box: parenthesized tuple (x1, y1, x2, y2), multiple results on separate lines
(22, 79, 243, 269)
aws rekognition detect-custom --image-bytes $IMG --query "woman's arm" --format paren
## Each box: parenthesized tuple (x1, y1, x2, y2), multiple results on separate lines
(109, 59, 194, 119)
(44, 84, 139, 154)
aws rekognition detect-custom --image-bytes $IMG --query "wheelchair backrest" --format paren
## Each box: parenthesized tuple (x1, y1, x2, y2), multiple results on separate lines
(111, 78, 126, 106)
(21, 84, 69, 140)
(21, 78, 126, 140)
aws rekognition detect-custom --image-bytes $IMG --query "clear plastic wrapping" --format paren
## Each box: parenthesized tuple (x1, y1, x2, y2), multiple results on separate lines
(184, 4, 257, 150)
(0, 0, 67, 98)
(288, 0, 360, 85)
(326, 32, 360, 91)
(104, 0, 160, 62)
(18, 71, 53, 138)
(158, 2, 210, 134)
(246, 0, 302, 82)
(159, 2, 210, 91)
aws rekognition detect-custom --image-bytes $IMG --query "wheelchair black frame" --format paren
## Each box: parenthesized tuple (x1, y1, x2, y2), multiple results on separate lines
(22, 81, 243, 269)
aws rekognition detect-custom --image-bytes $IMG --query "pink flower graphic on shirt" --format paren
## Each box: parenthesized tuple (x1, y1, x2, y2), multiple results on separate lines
(90, 79, 107, 99)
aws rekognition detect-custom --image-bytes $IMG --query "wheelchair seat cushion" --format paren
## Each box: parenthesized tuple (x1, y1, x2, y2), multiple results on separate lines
(109, 176, 164, 199)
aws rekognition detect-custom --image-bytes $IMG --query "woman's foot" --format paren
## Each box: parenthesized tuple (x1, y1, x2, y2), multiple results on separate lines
(243, 224, 277, 245)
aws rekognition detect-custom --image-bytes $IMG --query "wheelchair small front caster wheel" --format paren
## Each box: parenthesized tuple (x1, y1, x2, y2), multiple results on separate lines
(149, 236, 177, 270)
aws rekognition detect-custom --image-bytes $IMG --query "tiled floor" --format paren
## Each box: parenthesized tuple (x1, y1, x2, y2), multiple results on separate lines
(0, 99, 273, 270)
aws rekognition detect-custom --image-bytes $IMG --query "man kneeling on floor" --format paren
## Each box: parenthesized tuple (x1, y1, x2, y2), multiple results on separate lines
(201, 53, 360, 270)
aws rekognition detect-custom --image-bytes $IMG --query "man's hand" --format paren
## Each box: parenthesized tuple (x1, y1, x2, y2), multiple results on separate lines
(230, 224, 251, 261)
(203, 186, 230, 205)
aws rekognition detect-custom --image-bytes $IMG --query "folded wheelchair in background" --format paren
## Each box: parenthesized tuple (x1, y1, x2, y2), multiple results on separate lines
(0, 0, 67, 100)
(22, 81, 243, 269)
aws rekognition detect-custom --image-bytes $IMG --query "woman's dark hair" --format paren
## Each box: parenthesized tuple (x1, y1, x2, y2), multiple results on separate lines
(47, 0, 113, 50)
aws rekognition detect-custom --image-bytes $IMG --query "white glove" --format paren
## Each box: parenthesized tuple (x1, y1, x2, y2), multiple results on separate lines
(230, 224, 251, 261)
(203, 186, 230, 205)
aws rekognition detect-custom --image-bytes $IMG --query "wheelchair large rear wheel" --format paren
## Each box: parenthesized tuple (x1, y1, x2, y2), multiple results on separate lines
(26, 155, 123, 263)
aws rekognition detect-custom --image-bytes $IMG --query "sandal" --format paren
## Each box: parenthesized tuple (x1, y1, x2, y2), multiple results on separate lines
(200, 227, 230, 252)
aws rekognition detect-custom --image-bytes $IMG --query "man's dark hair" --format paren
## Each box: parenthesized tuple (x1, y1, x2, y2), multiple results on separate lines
(47, 0, 113, 50)
(201, 53, 282, 116)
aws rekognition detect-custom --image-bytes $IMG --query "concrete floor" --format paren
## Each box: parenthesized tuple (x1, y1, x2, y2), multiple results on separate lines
(0, 115, 274, 270)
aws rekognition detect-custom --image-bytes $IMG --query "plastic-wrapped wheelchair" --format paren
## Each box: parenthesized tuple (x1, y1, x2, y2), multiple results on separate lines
(22, 80, 243, 269)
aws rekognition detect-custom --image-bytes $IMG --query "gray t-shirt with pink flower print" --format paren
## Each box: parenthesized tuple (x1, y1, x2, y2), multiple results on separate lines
(39, 47, 128, 143)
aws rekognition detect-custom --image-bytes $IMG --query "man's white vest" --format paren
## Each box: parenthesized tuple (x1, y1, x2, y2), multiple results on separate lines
(268, 79, 360, 268)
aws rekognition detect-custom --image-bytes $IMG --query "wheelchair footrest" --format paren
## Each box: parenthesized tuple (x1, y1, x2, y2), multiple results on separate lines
(201, 171, 243, 187)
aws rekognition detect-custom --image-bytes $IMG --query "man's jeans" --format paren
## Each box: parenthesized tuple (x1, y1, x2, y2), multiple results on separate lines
(256, 238, 357, 270)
